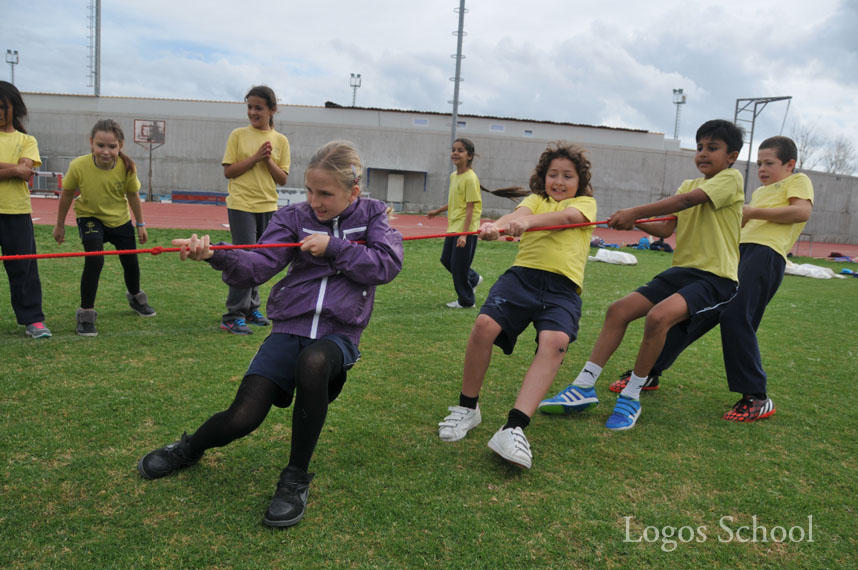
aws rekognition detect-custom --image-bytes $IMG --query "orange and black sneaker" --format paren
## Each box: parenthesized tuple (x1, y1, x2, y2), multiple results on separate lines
(609, 369, 660, 393)
(723, 396, 775, 422)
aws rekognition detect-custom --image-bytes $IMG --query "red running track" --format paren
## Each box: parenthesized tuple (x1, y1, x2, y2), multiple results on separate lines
(30, 197, 858, 259)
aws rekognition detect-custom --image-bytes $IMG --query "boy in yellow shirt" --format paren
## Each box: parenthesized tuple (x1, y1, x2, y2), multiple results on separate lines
(608, 136, 813, 422)
(540, 119, 744, 430)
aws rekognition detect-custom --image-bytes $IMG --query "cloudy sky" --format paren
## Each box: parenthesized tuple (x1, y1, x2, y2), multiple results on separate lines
(4, 0, 856, 169)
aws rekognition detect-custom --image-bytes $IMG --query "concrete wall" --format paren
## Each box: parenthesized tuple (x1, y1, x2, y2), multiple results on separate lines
(23, 93, 858, 244)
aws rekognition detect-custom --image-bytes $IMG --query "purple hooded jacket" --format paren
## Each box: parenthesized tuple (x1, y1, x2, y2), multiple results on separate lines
(209, 197, 403, 346)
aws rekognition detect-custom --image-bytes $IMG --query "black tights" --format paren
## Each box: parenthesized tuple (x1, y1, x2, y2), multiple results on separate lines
(81, 238, 140, 308)
(187, 339, 344, 472)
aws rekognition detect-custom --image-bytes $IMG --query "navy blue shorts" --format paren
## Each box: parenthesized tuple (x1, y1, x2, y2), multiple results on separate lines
(77, 217, 135, 248)
(479, 266, 581, 355)
(636, 266, 737, 317)
(245, 332, 361, 407)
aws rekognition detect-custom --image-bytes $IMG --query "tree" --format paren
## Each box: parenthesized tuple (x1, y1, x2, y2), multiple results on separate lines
(790, 120, 823, 170)
(821, 135, 858, 176)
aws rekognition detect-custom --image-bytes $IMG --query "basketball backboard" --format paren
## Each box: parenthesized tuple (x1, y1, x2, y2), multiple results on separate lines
(133, 119, 166, 144)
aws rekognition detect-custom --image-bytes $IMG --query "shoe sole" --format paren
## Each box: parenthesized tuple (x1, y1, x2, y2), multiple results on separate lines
(26, 332, 52, 338)
(220, 324, 252, 335)
(487, 438, 531, 469)
(724, 408, 776, 422)
(77, 331, 98, 337)
(538, 401, 597, 415)
(439, 428, 477, 442)
(131, 309, 157, 317)
(263, 510, 305, 528)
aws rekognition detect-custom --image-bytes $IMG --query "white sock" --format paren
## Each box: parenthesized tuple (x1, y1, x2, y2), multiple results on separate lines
(572, 361, 603, 388)
(620, 372, 647, 400)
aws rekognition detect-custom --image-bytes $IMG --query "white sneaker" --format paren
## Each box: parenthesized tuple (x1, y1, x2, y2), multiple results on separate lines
(474, 274, 484, 289)
(446, 300, 475, 309)
(487, 426, 532, 469)
(438, 405, 481, 441)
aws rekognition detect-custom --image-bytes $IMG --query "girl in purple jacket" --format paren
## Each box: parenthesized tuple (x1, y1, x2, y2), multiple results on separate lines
(138, 141, 403, 528)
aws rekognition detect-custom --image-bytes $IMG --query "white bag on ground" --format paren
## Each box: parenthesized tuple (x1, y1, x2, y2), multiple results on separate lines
(784, 261, 845, 279)
(588, 248, 638, 265)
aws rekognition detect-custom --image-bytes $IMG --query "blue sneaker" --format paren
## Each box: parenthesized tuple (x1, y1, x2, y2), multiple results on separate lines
(538, 385, 598, 415)
(246, 310, 271, 326)
(221, 318, 253, 335)
(606, 395, 641, 430)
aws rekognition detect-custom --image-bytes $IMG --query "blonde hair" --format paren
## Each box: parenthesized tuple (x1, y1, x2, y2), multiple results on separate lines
(306, 140, 363, 192)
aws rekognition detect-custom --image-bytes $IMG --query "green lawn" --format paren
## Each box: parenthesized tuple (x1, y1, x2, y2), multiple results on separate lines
(1, 226, 856, 569)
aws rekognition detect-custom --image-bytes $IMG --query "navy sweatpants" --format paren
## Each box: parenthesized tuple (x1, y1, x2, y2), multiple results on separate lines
(440, 235, 480, 307)
(653, 243, 786, 395)
(0, 214, 45, 325)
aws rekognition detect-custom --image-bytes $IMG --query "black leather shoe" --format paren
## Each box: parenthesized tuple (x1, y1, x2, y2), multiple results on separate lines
(138, 433, 203, 479)
(263, 466, 315, 528)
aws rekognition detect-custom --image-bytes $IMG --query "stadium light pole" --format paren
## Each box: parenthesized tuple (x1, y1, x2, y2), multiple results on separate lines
(672, 88, 686, 140)
(350, 73, 361, 107)
(449, 0, 467, 147)
(5, 50, 18, 84)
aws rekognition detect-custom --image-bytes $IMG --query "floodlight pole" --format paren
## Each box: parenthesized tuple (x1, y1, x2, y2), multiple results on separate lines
(350, 73, 361, 107)
(5, 50, 18, 84)
(94, 0, 101, 96)
(672, 89, 686, 140)
(449, 0, 467, 146)
(733, 96, 792, 196)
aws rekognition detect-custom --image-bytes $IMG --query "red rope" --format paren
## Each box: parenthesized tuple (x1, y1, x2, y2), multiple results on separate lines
(0, 217, 677, 261)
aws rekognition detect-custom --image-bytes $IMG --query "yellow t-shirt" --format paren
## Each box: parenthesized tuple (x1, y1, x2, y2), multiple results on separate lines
(446, 169, 482, 233)
(741, 173, 814, 260)
(512, 193, 597, 294)
(222, 126, 291, 213)
(0, 130, 42, 214)
(63, 155, 142, 228)
(671, 168, 744, 282)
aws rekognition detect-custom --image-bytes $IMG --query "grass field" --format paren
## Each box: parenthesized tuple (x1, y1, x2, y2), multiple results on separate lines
(1, 226, 856, 569)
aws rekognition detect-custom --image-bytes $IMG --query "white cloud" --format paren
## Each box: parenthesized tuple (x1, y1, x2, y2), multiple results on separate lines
(2, 0, 855, 169)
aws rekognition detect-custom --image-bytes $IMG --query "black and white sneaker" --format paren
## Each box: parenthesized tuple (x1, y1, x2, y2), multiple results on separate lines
(263, 466, 315, 528)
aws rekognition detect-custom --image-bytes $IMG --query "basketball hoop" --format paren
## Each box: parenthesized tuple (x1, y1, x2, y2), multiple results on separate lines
(133, 119, 166, 202)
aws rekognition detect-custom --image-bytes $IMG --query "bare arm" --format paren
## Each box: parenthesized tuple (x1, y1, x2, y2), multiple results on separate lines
(455, 202, 477, 247)
(263, 157, 288, 186)
(427, 204, 448, 218)
(608, 188, 709, 231)
(0, 158, 35, 182)
(743, 197, 812, 227)
(223, 141, 272, 179)
(479, 205, 589, 240)
(126, 192, 148, 244)
(52, 187, 77, 244)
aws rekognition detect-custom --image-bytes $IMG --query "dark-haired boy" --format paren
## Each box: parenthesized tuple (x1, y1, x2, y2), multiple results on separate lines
(607, 135, 813, 422)
(540, 119, 744, 430)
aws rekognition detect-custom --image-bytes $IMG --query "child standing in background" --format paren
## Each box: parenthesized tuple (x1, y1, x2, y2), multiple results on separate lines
(221, 85, 290, 335)
(541, 119, 744, 431)
(427, 138, 483, 308)
(54, 119, 155, 337)
(139, 141, 403, 528)
(437, 142, 597, 469)
(0, 81, 51, 339)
